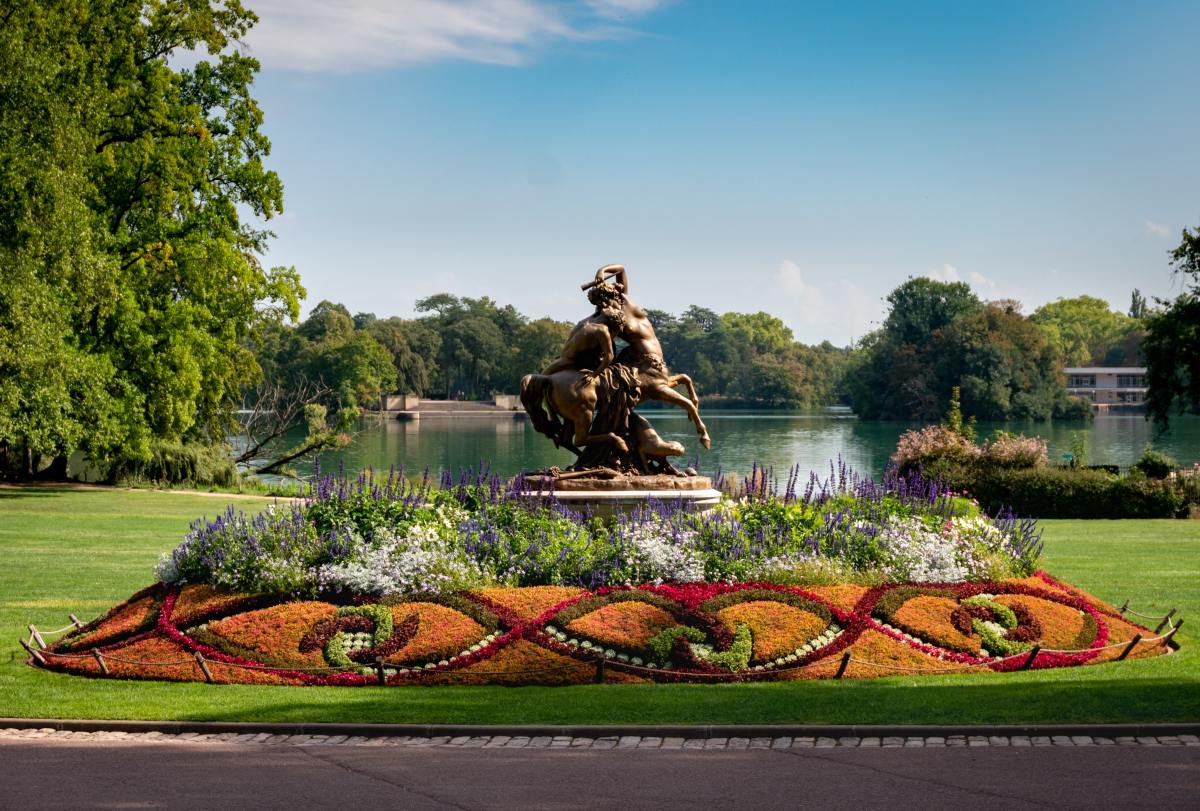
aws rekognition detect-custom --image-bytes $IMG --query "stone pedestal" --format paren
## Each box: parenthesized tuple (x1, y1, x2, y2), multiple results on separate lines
(514, 473, 721, 516)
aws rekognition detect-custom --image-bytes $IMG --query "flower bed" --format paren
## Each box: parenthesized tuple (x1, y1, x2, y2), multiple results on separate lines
(27, 465, 1177, 686)
(152, 463, 1045, 598)
(31, 573, 1174, 686)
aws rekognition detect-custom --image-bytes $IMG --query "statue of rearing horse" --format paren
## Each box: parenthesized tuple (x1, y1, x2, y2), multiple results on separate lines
(519, 265, 709, 474)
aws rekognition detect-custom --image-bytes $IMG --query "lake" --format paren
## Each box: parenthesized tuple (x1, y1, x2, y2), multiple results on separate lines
(283, 408, 1200, 482)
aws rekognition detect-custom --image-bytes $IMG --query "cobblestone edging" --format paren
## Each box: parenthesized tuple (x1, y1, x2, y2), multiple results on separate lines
(3, 727, 1198, 749)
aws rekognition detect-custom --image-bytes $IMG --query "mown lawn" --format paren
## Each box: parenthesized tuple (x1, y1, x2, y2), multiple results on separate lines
(1, 487, 1196, 725)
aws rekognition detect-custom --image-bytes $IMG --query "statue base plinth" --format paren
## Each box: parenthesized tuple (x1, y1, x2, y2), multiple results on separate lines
(513, 473, 720, 516)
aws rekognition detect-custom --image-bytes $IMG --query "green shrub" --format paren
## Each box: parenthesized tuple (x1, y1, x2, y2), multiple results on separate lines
(967, 466, 1184, 519)
(1054, 396, 1094, 421)
(106, 440, 238, 487)
(1132, 448, 1177, 479)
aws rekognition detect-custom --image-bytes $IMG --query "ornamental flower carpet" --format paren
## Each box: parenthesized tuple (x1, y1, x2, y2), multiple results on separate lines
(30, 571, 1174, 686)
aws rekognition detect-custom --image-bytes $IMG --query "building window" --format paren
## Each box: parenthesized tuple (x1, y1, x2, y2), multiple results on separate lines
(1118, 374, 1145, 387)
(1069, 375, 1096, 387)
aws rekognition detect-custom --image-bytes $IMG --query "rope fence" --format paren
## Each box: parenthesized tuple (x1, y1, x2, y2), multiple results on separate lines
(21, 595, 1184, 684)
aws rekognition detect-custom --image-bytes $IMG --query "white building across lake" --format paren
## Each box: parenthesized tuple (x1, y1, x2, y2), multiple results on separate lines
(1064, 367, 1147, 411)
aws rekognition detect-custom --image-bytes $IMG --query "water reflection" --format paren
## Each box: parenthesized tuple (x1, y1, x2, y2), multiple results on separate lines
(287, 409, 1200, 481)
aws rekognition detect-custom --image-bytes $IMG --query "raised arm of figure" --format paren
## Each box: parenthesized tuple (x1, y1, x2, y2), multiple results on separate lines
(582, 263, 627, 294)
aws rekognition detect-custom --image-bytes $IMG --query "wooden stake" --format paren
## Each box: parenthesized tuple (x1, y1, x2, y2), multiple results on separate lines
(375, 656, 387, 686)
(834, 651, 851, 679)
(28, 625, 46, 650)
(1117, 634, 1142, 661)
(1154, 609, 1178, 635)
(193, 651, 214, 683)
(1020, 646, 1041, 670)
(92, 648, 109, 675)
(20, 639, 46, 666)
(593, 656, 606, 684)
(1118, 599, 1129, 615)
(1161, 619, 1184, 646)
(69, 614, 84, 629)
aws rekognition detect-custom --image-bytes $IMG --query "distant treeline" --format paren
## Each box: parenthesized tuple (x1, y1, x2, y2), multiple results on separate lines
(847, 280, 1146, 422)
(250, 296, 852, 411)
(250, 281, 1147, 421)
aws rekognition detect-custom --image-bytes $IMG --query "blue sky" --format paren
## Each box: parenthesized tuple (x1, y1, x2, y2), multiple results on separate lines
(240, 0, 1200, 344)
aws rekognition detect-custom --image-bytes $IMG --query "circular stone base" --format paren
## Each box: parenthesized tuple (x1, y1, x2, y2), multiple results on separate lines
(518, 473, 714, 492)
(514, 474, 720, 515)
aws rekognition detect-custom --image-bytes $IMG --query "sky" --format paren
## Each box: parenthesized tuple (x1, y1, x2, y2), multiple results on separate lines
(235, 0, 1200, 345)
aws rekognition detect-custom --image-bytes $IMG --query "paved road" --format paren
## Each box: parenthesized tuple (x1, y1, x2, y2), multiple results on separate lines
(2, 733, 1197, 809)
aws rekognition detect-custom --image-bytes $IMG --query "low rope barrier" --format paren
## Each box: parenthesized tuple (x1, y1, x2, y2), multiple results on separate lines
(1122, 607, 1176, 621)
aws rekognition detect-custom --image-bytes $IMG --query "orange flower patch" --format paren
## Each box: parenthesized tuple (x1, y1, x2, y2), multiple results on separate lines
(1089, 614, 1164, 663)
(565, 602, 679, 651)
(789, 630, 955, 680)
(57, 592, 162, 652)
(475, 586, 585, 623)
(171, 584, 259, 627)
(1032, 574, 1125, 617)
(715, 601, 828, 663)
(805, 584, 869, 613)
(202, 660, 305, 686)
(891, 596, 981, 654)
(49, 636, 203, 683)
(1010, 575, 1076, 597)
(993, 595, 1093, 650)
(420, 640, 619, 687)
(384, 603, 487, 666)
(203, 602, 336, 669)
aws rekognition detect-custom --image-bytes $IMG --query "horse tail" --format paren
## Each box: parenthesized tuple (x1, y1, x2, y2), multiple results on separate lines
(520, 374, 563, 446)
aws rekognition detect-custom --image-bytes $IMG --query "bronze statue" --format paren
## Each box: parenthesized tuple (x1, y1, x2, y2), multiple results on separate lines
(519, 264, 710, 482)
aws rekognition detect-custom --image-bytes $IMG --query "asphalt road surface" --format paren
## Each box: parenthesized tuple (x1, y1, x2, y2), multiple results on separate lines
(2, 737, 1198, 810)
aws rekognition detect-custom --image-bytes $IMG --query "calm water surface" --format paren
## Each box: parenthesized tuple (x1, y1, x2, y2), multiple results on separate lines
(288, 409, 1200, 481)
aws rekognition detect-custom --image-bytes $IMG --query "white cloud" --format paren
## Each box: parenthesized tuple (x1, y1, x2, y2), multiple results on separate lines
(1145, 220, 1170, 238)
(926, 264, 998, 297)
(776, 260, 822, 304)
(926, 263, 960, 283)
(238, 0, 665, 72)
(586, 0, 671, 18)
(773, 260, 877, 345)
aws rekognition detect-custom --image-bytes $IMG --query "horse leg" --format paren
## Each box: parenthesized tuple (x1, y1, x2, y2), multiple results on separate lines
(668, 373, 699, 406)
(571, 413, 628, 453)
(645, 384, 711, 449)
(555, 387, 629, 454)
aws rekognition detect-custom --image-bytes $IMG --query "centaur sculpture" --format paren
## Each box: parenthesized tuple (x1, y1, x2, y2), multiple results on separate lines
(519, 264, 710, 481)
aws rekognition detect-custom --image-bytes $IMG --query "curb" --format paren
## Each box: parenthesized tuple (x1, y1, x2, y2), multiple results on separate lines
(3, 718, 1198, 739)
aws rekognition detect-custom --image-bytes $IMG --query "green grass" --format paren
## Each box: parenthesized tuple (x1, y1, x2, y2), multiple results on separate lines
(1, 488, 1197, 725)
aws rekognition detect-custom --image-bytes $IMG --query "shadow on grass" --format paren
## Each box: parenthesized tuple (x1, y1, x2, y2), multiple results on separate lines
(0, 487, 68, 500)
(176, 676, 1200, 727)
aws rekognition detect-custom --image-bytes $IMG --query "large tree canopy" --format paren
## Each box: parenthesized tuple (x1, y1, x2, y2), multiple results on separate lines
(845, 279, 1071, 421)
(0, 1, 302, 479)
(1144, 223, 1200, 428)
(1030, 295, 1143, 367)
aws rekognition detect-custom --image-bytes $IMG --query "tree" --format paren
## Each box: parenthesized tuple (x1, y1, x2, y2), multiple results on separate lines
(1144, 223, 1200, 428)
(883, 277, 982, 346)
(366, 317, 440, 395)
(1130, 289, 1148, 320)
(0, 1, 303, 480)
(502, 318, 572, 390)
(234, 377, 347, 471)
(1030, 296, 1140, 366)
(846, 281, 1069, 421)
